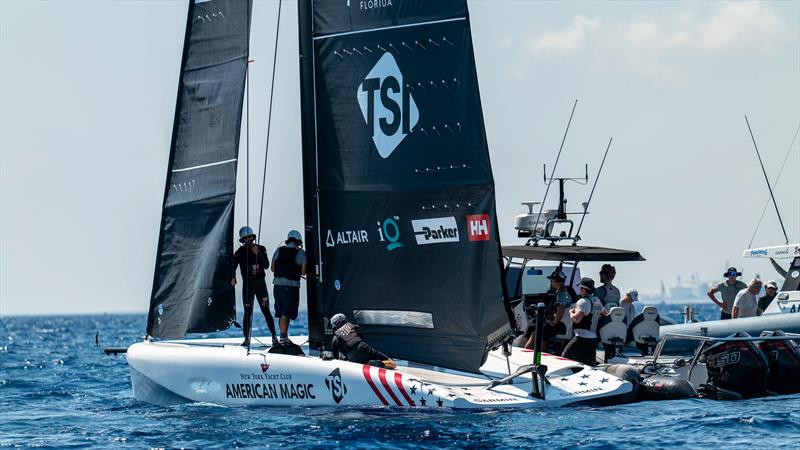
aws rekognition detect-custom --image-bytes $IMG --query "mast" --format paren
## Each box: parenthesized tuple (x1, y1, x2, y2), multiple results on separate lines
(296, 0, 513, 373)
(297, 0, 325, 349)
(146, 0, 253, 339)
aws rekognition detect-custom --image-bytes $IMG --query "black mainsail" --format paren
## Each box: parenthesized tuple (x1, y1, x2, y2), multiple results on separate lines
(298, 0, 512, 373)
(146, 0, 252, 339)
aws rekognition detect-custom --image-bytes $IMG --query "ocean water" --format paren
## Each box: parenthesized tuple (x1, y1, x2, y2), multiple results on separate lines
(1, 304, 799, 449)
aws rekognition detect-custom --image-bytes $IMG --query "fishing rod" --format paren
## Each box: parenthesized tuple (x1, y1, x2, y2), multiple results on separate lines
(574, 137, 613, 242)
(531, 99, 578, 238)
(748, 123, 799, 248)
(745, 115, 789, 245)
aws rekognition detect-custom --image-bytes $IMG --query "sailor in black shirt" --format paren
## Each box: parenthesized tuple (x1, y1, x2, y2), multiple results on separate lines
(231, 226, 277, 346)
(330, 313, 396, 369)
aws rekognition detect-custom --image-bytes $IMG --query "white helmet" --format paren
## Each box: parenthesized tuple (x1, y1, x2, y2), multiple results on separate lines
(287, 229, 302, 243)
(238, 226, 255, 242)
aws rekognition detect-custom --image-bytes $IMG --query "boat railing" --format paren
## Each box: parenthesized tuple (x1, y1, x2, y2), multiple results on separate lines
(650, 332, 800, 375)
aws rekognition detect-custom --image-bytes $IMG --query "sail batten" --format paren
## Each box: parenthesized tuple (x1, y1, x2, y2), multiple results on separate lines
(146, 0, 252, 339)
(298, 0, 512, 373)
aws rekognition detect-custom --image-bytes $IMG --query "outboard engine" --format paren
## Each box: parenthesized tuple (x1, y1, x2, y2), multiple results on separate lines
(701, 332, 769, 400)
(598, 307, 627, 362)
(628, 306, 660, 356)
(758, 331, 800, 395)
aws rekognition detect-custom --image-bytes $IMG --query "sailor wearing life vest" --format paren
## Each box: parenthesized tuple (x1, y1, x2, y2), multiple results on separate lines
(270, 230, 306, 345)
(330, 314, 397, 369)
(561, 277, 607, 366)
(231, 226, 277, 346)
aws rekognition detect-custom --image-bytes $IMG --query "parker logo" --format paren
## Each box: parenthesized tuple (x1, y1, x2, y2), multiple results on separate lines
(325, 368, 348, 404)
(325, 229, 369, 248)
(357, 52, 419, 158)
(466, 214, 490, 242)
(411, 217, 459, 245)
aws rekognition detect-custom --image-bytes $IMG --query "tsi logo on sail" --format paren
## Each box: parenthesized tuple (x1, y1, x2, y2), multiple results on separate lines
(412, 217, 460, 245)
(357, 52, 419, 158)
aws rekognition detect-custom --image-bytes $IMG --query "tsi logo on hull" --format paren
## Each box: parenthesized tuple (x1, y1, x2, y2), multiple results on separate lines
(411, 217, 460, 245)
(357, 52, 419, 158)
(466, 214, 490, 242)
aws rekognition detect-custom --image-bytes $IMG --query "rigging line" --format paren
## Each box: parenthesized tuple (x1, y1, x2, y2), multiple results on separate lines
(748, 123, 800, 248)
(258, 0, 283, 241)
(245, 1, 251, 230)
(745, 115, 790, 245)
(531, 99, 578, 237)
(575, 137, 613, 239)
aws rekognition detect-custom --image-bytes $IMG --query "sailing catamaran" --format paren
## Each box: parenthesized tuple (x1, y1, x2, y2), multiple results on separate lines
(126, 0, 634, 407)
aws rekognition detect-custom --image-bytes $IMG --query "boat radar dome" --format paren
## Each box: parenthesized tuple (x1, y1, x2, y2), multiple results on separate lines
(330, 313, 347, 330)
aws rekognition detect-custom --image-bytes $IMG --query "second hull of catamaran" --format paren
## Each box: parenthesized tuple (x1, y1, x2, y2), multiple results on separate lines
(127, 337, 633, 408)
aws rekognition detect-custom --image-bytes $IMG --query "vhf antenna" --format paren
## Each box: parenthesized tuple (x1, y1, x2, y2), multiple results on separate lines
(745, 115, 789, 245)
(531, 99, 578, 237)
(574, 137, 614, 243)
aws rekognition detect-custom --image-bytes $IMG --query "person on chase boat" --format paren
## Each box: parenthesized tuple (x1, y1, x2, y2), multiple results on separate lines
(330, 313, 397, 369)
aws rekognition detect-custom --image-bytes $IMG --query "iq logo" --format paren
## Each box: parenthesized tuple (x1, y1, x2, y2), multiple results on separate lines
(466, 214, 490, 242)
(357, 52, 419, 158)
(377, 216, 404, 251)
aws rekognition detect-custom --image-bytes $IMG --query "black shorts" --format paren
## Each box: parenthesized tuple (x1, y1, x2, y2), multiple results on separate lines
(243, 279, 269, 306)
(273, 285, 300, 320)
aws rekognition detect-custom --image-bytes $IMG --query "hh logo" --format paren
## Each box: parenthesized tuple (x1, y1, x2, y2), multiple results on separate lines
(466, 214, 490, 241)
(325, 368, 348, 404)
(357, 52, 419, 158)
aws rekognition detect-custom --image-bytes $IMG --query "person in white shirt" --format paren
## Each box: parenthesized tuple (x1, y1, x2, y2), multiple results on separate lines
(620, 288, 639, 324)
(561, 277, 607, 366)
(733, 279, 762, 319)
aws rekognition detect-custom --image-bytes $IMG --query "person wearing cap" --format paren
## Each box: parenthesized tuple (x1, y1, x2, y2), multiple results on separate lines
(595, 264, 621, 308)
(524, 269, 578, 350)
(271, 230, 307, 345)
(707, 267, 747, 320)
(330, 313, 396, 369)
(561, 277, 606, 366)
(758, 280, 779, 314)
(620, 288, 639, 324)
(231, 226, 277, 346)
(733, 279, 762, 319)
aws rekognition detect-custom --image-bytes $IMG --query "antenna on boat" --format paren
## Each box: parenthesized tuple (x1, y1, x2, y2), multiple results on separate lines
(574, 137, 613, 244)
(747, 121, 798, 248)
(530, 99, 578, 240)
(745, 115, 790, 245)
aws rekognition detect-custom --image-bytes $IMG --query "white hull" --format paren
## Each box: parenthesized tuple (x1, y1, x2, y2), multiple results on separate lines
(127, 336, 634, 408)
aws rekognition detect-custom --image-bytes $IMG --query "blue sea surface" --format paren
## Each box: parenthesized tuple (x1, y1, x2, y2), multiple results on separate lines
(1, 304, 799, 449)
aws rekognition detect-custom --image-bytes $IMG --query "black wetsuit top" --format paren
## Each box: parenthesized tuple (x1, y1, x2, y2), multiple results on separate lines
(331, 323, 388, 364)
(232, 244, 269, 282)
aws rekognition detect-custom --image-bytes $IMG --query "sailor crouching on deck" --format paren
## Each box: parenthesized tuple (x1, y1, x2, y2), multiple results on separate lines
(330, 313, 397, 369)
(232, 226, 277, 347)
(562, 277, 607, 366)
(271, 230, 306, 345)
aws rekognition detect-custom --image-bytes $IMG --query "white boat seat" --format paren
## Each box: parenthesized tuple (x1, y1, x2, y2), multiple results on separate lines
(598, 307, 627, 345)
(630, 306, 660, 345)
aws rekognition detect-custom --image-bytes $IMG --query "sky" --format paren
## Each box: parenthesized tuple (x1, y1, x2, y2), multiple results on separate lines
(1, 0, 798, 316)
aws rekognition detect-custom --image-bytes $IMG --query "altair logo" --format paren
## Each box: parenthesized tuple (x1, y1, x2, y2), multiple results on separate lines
(357, 52, 419, 158)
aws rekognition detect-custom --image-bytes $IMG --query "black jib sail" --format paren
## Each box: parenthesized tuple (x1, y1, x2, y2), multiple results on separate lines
(146, 0, 252, 339)
(298, 0, 512, 373)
